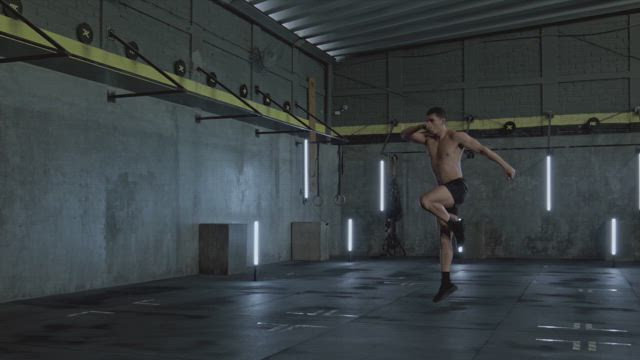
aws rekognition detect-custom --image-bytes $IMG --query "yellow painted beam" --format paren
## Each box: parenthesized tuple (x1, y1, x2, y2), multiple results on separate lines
(335, 112, 639, 136)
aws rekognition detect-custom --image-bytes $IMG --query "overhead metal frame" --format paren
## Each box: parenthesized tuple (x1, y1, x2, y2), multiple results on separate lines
(253, 85, 348, 143)
(254, 85, 313, 131)
(0, 13, 345, 143)
(194, 66, 261, 122)
(0, 0, 68, 63)
(106, 29, 184, 102)
(294, 101, 347, 142)
(245, 0, 640, 58)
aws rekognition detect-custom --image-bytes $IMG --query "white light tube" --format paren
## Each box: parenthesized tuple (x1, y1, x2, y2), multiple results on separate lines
(380, 160, 385, 212)
(348, 218, 353, 252)
(253, 221, 260, 265)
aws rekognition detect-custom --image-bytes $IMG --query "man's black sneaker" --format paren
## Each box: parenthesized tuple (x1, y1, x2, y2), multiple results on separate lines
(433, 283, 458, 303)
(448, 218, 465, 246)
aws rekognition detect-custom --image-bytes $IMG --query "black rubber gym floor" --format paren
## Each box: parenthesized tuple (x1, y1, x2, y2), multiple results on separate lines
(1, 259, 639, 359)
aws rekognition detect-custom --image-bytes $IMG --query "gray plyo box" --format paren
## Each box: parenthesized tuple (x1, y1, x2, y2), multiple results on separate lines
(291, 222, 329, 261)
(199, 224, 248, 275)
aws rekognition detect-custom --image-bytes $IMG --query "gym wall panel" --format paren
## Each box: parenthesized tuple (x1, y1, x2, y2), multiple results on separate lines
(402, 89, 464, 122)
(477, 85, 542, 119)
(476, 30, 541, 82)
(197, 40, 252, 99)
(401, 42, 463, 87)
(334, 55, 387, 90)
(558, 15, 630, 76)
(193, 0, 252, 52)
(333, 94, 388, 126)
(102, 2, 191, 74)
(19, 0, 101, 41)
(333, 12, 636, 125)
(558, 79, 630, 114)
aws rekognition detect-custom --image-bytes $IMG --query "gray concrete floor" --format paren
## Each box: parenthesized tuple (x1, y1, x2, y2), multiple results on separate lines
(1, 259, 639, 359)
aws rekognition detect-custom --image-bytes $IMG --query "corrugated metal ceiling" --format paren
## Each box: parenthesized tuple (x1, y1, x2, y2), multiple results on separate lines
(244, 0, 640, 60)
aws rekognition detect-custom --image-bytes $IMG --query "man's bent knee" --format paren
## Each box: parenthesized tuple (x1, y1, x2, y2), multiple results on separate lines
(420, 195, 442, 212)
(419, 194, 430, 211)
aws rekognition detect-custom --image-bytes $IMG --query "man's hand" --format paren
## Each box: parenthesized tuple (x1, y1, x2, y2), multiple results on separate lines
(401, 123, 429, 144)
(504, 166, 516, 180)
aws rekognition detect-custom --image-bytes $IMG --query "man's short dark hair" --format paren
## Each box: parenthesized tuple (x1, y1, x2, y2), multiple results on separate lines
(427, 107, 446, 120)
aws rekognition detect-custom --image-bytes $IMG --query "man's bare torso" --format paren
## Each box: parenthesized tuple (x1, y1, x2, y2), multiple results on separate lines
(425, 130, 464, 184)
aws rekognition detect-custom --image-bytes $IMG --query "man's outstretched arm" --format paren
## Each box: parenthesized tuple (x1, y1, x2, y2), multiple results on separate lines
(453, 132, 516, 179)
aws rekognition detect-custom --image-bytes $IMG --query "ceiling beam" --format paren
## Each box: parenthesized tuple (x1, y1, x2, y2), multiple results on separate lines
(284, 0, 398, 32)
(330, 0, 640, 57)
(269, 0, 357, 23)
(295, 0, 454, 39)
(215, 0, 334, 63)
(316, 0, 540, 50)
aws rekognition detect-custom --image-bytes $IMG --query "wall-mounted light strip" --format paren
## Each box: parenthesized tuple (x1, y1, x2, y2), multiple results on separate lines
(546, 155, 552, 211)
(611, 218, 617, 256)
(304, 139, 309, 200)
(253, 221, 260, 266)
(347, 218, 353, 253)
(379, 160, 385, 212)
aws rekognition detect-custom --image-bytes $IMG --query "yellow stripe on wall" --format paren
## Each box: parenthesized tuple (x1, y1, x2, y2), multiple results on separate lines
(335, 112, 638, 136)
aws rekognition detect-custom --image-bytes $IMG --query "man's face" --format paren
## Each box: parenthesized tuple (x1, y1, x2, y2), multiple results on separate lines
(425, 113, 444, 133)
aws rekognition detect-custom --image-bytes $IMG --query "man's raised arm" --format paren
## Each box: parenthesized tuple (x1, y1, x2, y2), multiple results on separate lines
(401, 124, 428, 144)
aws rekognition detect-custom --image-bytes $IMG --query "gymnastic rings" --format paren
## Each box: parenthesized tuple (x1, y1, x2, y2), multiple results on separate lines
(334, 194, 346, 206)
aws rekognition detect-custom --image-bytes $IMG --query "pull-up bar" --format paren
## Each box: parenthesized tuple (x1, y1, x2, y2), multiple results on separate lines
(0, 0, 69, 64)
(106, 29, 184, 102)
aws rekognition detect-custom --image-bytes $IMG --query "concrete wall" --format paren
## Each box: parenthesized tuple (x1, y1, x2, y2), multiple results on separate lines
(333, 14, 639, 125)
(0, 0, 339, 302)
(339, 134, 640, 260)
(333, 13, 640, 259)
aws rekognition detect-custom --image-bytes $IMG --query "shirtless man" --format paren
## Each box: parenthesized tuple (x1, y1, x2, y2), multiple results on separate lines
(401, 107, 516, 302)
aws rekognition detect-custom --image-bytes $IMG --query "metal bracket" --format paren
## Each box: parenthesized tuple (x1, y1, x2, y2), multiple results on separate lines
(254, 86, 314, 132)
(0, 0, 69, 64)
(253, 86, 344, 142)
(294, 102, 348, 144)
(255, 129, 307, 137)
(196, 67, 260, 113)
(106, 29, 184, 102)
(196, 114, 258, 123)
(108, 89, 183, 103)
(194, 66, 262, 123)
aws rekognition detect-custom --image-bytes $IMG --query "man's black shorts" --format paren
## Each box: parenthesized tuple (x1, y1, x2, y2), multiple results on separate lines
(442, 178, 468, 214)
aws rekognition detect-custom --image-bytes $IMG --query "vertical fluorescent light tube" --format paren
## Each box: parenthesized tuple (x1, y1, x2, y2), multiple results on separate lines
(379, 160, 385, 212)
(253, 221, 260, 266)
(347, 218, 353, 252)
(546, 155, 552, 211)
(304, 139, 309, 200)
(611, 218, 617, 256)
